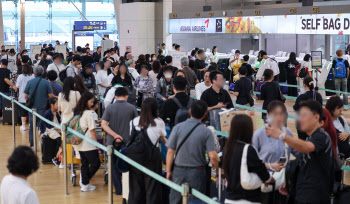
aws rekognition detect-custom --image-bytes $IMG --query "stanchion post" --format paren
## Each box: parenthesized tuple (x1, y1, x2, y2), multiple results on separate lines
(107, 145, 113, 204)
(62, 123, 68, 195)
(182, 183, 189, 204)
(32, 109, 37, 155)
(11, 98, 15, 148)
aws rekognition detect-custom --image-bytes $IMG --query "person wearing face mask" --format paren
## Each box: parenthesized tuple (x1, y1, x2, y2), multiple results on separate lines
(134, 65, 154, 107)
(155, 66, 174, 111)
(66, 55, 82, 77)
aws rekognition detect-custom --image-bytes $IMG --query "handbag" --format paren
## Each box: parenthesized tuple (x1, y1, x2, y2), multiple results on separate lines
(25, 77, 43, 108)
(261, 141, 289, 193)
(240, 144, 263, 190)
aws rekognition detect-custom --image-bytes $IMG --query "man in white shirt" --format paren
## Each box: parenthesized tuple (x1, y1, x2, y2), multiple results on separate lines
(2, 48, 16, 72)
(111, 49, 120, 62)
(1, 146, 40, 204)
(47, 54, 66, 81)
(161, 43, 168, 56)
(195, 70, 212, 99)
(257, 51, 280, 81)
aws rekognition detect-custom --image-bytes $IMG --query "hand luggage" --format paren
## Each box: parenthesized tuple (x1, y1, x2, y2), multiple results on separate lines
(325, 79, 335, 96)
(2, 97, 20, 125)
(255, 80, 266, 99)
(41, 134, 58, 164)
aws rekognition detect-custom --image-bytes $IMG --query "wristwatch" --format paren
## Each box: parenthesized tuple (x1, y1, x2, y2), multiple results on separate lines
(279, 133, 286, 141)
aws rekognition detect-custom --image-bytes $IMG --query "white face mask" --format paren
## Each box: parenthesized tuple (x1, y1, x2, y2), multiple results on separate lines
(164, 73, 172, 79)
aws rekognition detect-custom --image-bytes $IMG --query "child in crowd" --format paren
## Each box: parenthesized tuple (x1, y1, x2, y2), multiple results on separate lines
(91, 98, 101, 126)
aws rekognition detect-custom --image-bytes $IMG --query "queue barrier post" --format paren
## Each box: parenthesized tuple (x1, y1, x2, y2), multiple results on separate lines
(62, 123, 68, 195)
(182, 183, 190, 204)
(11, 98, 15, 149)
(107, 145, 113, 204)
(32, 109, 37, 155)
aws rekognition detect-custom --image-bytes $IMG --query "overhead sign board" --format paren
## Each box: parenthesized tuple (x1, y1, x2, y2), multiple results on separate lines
(169, 13, 350, 35)
(74, 21, 107, 31)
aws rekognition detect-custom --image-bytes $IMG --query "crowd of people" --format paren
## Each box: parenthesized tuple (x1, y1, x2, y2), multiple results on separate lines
(0, 41, 350, 204)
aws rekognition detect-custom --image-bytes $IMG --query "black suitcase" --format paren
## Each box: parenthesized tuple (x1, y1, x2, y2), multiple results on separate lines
(278, 62, 287, 82)
(2, 97, 20, 125)
(334, 187, 350, 204)
(325, 79, 336, 96)
(41, 135, 58, 164)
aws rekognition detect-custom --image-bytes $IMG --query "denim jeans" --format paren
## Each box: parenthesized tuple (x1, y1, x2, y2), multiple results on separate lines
(0, 92, 10, 111)
(28, 108, 46, 147)
(170, 167, 207, 204)
(335, 78, 348, 105)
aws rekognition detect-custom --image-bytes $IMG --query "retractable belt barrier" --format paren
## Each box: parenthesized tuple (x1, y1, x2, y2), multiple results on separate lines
(1, 92, 219, 204)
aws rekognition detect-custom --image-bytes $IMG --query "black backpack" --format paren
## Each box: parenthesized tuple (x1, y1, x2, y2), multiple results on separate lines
(171, 97, 194, 125)
(59, 66, 75, 82)
(125, 121, 159, 165)
(298, 66, 307, 78)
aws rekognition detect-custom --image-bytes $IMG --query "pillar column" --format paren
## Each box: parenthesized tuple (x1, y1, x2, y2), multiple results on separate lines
(258, 34, 265, 51)
(155, 0, 172, 54)
(113, 0, 120, 40)
(0, 1, 4, 46)
(20, 2, 25, 51)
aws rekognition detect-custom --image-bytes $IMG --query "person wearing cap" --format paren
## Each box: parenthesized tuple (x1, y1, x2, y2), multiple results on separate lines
(229, 50, 242, 76)
(47, 53, 66, 81)
(161, 43, 168, 57)
(256, 51, 280, 81)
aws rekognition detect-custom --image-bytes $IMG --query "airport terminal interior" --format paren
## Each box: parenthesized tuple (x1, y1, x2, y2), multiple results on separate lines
(1, 0, 350, 203)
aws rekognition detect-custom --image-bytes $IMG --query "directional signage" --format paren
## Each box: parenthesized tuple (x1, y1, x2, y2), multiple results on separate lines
(74, 21, 107, 31)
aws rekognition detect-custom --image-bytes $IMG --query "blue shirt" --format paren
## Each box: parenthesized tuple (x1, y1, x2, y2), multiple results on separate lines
(24, 76, 53, 109)
(49, 81, 63, 96)
(252, 127, 298, 163)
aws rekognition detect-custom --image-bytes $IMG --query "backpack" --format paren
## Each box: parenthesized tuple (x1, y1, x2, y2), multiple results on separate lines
(294, 64, 301, 77)
(298, 66, 307, 78)
(59, 66, 75, 82)
(66, 115, 87, 145)
(125, 121, 159, 165)
(171, 97, 194, 125)
(334, 58, 347, 78)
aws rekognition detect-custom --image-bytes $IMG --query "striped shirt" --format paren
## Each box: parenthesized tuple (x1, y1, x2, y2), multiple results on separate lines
(333, 116, 350, 134)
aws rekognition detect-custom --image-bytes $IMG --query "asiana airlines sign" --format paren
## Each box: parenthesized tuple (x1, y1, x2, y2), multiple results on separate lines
(169, 13, 350, 35)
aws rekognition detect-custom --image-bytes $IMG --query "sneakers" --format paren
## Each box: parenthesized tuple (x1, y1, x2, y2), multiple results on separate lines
(59, 164, 64, 169)
(80, 184, 96, 192)
(20, 126, 26, 131)
(80, 174, 83, 187)
(52, 158, 60, 166)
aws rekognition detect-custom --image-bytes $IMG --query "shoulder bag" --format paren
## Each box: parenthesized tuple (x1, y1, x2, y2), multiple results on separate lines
(241, 143, 264, 190)
(171, 123, 201, 171)
(25, 77, 43, 108)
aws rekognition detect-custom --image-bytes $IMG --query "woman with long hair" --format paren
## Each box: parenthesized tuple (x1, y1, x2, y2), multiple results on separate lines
(16, 64, 34, 131)
(111, 64, 133, 88)
(224, 114, 273, 203)
(149, 60, 160, 87)
(74, 75, 88, 95)
(73, 91, 101, 192)
(211, 46, 218, 63)
(58, 76, 81, 123)
(284, 52, 299, 97)
(128, 97, 166, 203)
(150, 54, 156, 65)
(95, 61, 110, 97)
(298, 54, 314, 93)
(108, 61, 119, 85)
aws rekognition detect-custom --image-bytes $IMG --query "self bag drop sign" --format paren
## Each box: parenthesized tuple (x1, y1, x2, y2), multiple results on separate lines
(169, 13, 350, 35)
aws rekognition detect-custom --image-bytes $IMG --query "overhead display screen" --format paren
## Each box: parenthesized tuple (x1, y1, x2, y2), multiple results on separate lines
(169, 13, 350, 35)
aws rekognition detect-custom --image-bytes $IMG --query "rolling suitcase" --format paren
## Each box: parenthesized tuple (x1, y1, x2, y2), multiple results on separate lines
(2, 97, 20, 125)
(325, 79, 335, 96)
(41, 135, 58, 164)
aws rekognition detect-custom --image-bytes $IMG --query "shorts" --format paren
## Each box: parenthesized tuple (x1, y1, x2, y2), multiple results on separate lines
(19, 103, 28, 117)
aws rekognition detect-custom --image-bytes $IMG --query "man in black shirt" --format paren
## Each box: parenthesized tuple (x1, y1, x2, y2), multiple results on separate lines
(160, 76, 190, 128)
(81, 48, 93, 68)
(156, 55, 178, 80)
(241, 55, 255, 80)
(266, 100, 333, 204)
(0, 59, 17, 117)
(233, 67, 253, 107)
(194, 49, 207, 81)
(93, 46, 102, 63)
(201, 70, 233, 110)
